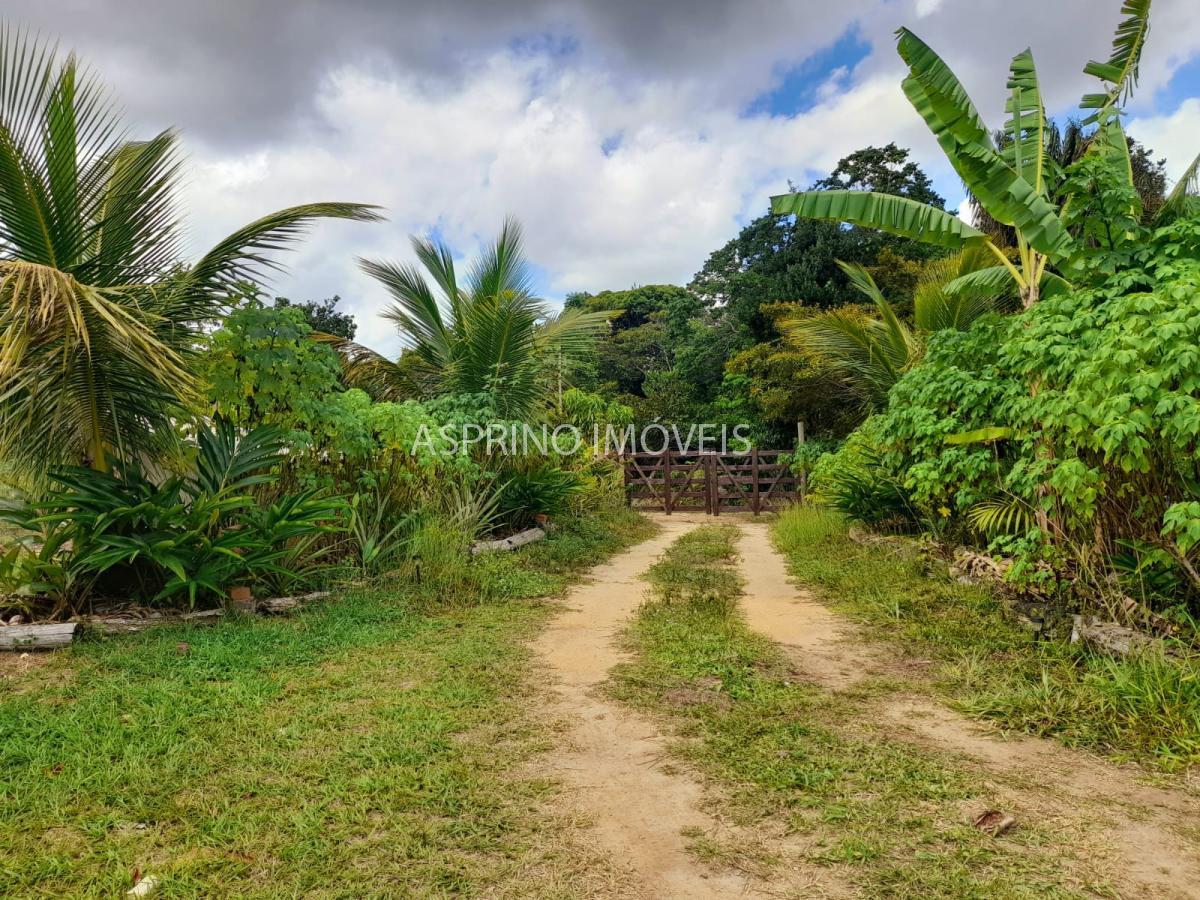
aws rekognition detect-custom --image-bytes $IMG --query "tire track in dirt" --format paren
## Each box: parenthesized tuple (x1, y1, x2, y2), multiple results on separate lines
(532, 514, 769, 899)
(734, 518, 1200, 900)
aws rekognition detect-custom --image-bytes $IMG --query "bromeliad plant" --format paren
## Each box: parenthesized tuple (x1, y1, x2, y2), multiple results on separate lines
(0, 420, 345, 611)
(771, 1, 1197, 309)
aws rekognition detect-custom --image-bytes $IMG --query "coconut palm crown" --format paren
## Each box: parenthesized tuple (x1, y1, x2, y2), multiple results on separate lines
(0, 26, 381, 477)
(328, 218, 611, 418)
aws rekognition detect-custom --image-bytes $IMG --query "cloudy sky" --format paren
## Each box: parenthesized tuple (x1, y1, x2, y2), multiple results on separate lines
(9, 0, 1200, 355)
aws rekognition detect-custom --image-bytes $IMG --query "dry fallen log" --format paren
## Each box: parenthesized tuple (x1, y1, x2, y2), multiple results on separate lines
(84, 608, 224, 635)
(470, 527, 546, 555)
(257, 591, 329, 615)
(1070, 615, 1152, 658)
(0, 622, 78, 650)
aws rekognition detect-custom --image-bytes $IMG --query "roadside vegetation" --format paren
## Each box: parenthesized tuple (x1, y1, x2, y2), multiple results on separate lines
(0, 507, 652, 897)
(774, 506, 1200, 769)
(611, 525, 1102, 898)
(2, 0, 1199, 894)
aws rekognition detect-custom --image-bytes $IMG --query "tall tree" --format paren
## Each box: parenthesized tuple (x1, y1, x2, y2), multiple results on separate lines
(273, 294, 358, 340)
(0, 27, 380, 478)
(690, 145, 946, 341)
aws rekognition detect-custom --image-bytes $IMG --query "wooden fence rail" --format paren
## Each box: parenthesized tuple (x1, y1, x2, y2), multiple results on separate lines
(620, 449, 802, 515)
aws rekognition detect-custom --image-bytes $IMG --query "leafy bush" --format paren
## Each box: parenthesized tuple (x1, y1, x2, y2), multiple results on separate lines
(872, 219, 1200, 610)
(496, 467, 583, 530)
(810, 419, 923, 532)
(1, 421, 344, 608)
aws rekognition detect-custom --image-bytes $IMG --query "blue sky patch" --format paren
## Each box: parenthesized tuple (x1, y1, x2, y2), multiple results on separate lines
(743, 25, 872, 118)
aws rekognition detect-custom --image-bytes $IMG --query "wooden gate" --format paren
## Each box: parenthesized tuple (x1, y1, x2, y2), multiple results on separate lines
(621, 450, 801, 515)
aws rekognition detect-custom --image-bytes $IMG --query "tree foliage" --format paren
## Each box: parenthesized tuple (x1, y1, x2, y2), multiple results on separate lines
(274, 295, 358, 339)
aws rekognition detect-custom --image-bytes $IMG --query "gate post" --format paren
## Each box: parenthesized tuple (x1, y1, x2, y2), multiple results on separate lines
(663, 451, 672, 515)
(752, 448, 760, 515)
(708, 453, 719, 516)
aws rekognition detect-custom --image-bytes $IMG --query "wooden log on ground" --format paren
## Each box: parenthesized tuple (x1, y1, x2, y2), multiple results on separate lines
(1, 622, 78, 650)
(470, 527, 546, 555)
(1070, 615, 1152, 658)
(258, 592, 329, 615)
(84, 607, 224, 634)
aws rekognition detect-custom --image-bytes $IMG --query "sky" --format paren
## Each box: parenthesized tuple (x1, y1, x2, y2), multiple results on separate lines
(7, 0, 1199, 357)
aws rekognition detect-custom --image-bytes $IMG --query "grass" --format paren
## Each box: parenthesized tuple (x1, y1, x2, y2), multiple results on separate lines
(0, 506, 655, 898)
(609, 523, 1097, 898)
(772, 506, 1200, 771)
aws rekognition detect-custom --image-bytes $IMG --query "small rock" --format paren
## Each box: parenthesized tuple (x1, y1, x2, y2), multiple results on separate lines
(8, 614, 25, 626)
(127, 874, 158, 897)
(973, 809, 1016, 836)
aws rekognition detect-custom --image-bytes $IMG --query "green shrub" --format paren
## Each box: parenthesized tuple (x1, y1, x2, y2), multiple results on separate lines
(869, 219, 1200, 610)
(496, 467, 583, 529)
(0, 421, 344, 609)
(810, 419, 923, 532)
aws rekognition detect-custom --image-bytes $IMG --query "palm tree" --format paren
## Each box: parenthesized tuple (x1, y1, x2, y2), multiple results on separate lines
(772, 1, 1197, 310)
(328, 219, 611, 417)
(785, 250, 1002, 409)
(0, 26, 381, 479)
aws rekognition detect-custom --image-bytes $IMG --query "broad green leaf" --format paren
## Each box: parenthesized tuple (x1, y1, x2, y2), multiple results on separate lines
(945, 425, 1020, 445)
(943, 265, 1072, 300)
(948, 142, 1073, 260)
(1081, 0, 1151, 123)
(895, 38, 1072, 259)
(1003, 49, 1049, 196)
(895, 29, 993, 150)
(770, 190, 985, 249)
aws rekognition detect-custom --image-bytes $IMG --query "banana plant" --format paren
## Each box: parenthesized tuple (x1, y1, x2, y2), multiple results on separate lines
(771, 1, 1183, 310)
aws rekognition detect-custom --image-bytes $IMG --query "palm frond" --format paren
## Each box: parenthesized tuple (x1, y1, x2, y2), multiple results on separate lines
(190, 419, 286, 497)
(359, 218, 601, 418)
(168, 203, 383, 324)
(968, 495, 1036, 537)
(784, 303, 918, 410)
(313, 333, 429, 401)
(467, 216, 534, 302)
(914, 249, 1009, 331)
(358, 256, 453, 369)
(0, 260, 193, 474)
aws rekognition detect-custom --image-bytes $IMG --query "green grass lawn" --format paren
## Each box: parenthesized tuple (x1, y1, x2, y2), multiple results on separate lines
(609, 524, 1105, 898)
(0, 508, 654, 898)
(772, 506, 1200, 770)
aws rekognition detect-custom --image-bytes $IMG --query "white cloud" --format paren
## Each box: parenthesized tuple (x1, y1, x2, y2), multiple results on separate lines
(140, 0, 1199, 359)
(180, 57, 936, 357)
(1128, 98, 1200, 183)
